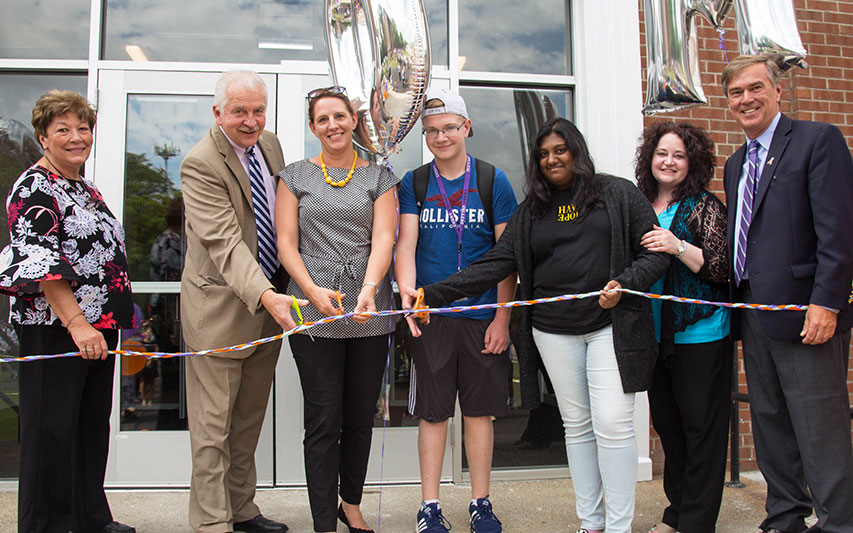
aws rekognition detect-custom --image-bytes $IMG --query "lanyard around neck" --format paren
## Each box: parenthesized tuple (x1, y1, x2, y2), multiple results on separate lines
(432, 155, 472, 271)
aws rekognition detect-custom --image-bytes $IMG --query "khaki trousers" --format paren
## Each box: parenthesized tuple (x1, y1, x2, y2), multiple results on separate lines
(185, 333, 281, 533)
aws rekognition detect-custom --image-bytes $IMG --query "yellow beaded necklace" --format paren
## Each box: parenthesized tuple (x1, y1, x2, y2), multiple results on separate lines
(320, 149, 358, 187)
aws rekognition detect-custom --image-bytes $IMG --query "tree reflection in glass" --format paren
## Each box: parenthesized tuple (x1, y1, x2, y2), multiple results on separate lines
(120, 94, 211, 431)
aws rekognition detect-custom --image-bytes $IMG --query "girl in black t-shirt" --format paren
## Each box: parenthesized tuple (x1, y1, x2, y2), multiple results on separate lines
(419, 117, 668, 533)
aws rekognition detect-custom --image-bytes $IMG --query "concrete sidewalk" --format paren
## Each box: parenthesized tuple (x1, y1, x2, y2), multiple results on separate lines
(0, 472, 787, 532)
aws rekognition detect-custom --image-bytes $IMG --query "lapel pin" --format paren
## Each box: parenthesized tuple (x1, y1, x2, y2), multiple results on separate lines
(767, 157, 774, 166)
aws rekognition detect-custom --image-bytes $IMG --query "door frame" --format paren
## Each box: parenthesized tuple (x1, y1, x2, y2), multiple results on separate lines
(96, 69, 278, 486)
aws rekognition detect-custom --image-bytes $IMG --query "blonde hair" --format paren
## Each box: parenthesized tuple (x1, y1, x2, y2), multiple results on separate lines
(425, 98, 445, 109)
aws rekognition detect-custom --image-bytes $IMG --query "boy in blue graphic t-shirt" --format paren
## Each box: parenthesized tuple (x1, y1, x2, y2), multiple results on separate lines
(395, 89, 517, 533)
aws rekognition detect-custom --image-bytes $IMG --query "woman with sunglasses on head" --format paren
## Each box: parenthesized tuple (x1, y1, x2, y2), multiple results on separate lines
(274, 86, 399, 533)
(411, 117, 669, 533)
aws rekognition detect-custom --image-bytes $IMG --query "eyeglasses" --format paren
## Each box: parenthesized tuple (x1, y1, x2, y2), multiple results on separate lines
(307, 86, 347, 102)
(422, 122, 466, 139)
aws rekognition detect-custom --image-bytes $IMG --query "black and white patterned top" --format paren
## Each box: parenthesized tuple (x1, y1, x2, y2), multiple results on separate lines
(279, 159, 400, 338)
(0, 165, 134, 330)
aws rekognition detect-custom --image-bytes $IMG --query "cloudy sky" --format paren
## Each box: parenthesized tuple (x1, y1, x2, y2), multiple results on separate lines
(0, 74, 87, 129)
(0, 1, 90, 59)
(126, 95, 214, 187)
(2, 1, 574, 195)
(0, 0, 565, 75)
(458, 1, 569, 74)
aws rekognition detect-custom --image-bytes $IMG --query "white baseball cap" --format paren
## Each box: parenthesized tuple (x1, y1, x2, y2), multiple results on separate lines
(423, 88, 473, 137)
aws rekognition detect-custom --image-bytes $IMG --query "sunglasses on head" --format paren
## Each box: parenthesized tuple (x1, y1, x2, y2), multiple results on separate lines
(307, 86, 347, 101)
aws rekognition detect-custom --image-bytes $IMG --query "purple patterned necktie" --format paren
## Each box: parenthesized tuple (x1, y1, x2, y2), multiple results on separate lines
(735, 140, 760, 286)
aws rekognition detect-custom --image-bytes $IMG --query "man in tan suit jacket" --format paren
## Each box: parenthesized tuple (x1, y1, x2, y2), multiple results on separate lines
(181, 70, 302, 533)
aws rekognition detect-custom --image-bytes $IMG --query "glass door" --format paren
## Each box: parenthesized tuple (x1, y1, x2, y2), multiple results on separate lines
(96, 68, 447, 486)
(96, 69, 278, 485)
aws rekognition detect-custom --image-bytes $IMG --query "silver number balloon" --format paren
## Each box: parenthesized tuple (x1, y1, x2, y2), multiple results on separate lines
(734, 0, 807, 70)
(643, 0, 733, 116)
(325, 0, 431, 159)
(643, 0, 808, 115)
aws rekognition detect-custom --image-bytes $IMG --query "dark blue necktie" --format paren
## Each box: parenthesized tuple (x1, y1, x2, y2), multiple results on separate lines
(245, 146, 278, 279)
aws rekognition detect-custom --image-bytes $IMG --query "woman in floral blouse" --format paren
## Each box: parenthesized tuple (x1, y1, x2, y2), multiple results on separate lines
(0, 90, 135, 533)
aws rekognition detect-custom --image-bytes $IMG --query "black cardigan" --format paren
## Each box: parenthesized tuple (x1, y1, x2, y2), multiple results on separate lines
(423, 175, 669, 408)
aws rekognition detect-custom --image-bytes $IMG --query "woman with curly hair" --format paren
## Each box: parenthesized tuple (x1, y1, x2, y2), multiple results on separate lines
(636, 122, 731, 533)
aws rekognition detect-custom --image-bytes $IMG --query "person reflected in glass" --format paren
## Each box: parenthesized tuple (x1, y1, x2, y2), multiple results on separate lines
(142, 195, 183, 420)
(148, 194, 183, 353)
(0, 90, 136, 533)
(274, 87, 399, 533)
(411, 117, 668, 533)
(637, 123, 732, 533)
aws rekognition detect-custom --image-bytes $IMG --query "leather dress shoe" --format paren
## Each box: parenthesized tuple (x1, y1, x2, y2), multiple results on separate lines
(233, 514, 289, 533)
(764, 529, 804, 533)
(102, 521, 136, 533)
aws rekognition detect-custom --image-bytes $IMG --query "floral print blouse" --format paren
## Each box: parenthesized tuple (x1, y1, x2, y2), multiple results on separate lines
(0, 165, 134, 330)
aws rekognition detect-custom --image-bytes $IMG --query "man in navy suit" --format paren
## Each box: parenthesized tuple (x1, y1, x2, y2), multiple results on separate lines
(722, 54, 853, 533)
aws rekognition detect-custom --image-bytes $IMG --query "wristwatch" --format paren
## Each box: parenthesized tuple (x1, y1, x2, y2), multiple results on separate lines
(675, 240, 687, 258)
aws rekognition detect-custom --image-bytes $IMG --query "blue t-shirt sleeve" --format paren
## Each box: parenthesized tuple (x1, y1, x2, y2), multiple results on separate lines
(491, 168, 518, 224)
(399, 170, 418, 215)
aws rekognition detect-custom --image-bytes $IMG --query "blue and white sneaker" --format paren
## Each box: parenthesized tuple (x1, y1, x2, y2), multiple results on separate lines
(416, 502, 452, 532)
(469, 497, 501, 533)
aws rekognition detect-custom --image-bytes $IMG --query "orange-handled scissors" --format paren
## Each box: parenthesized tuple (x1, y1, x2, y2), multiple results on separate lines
(413, 288, 429, 319)
(335, 290, 345, 315)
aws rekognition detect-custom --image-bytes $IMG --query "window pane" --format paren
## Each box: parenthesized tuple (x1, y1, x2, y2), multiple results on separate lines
(424, 0, 448, 67)
(459, 86, 573, 200)
(0, 73, 87, 478)
(459, 0, 570, 75)
(123, 94, 211, 281)
(119, 294, 187, 431)
(104, 0, 326, 63)
(374, 292, 418, 428)
(120, 95, 213, 432)
(0, 1, 90, 59)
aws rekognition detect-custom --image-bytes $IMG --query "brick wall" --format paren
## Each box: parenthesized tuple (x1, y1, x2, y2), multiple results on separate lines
(637, 0, 853, 476)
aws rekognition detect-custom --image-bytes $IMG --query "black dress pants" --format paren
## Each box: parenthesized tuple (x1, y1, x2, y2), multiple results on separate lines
(741, 294, 853, 533)
(17, 325, 119, 533)
(648, 337, 733, 533)
(290, 333, 389, 532)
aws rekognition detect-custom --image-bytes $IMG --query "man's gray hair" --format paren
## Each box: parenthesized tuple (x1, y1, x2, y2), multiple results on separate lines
(213, 70, 267, 111)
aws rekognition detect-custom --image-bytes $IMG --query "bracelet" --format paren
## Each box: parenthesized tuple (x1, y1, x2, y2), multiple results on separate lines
(361, 281, 378, 291)
(675, 240, 687, 259)
(65, 311, 85, 328)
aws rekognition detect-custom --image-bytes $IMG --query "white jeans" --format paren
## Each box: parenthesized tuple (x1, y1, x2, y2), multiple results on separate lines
(532, 325, 637, 533)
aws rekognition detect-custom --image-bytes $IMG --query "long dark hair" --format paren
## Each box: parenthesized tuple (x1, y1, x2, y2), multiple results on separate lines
(525, 117, 602, 218)
(635, 122, 715, 205)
